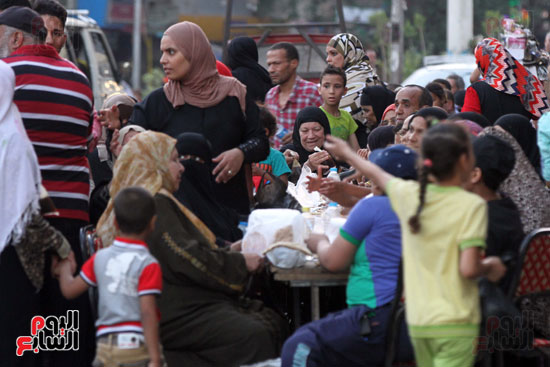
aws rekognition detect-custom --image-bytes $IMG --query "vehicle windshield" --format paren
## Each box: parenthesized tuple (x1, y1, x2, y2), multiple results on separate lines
(402, 66, 475, 88)
(90, 31, 116, 79)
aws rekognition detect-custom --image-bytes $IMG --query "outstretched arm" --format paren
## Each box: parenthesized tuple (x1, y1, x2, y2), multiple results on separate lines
(324, 135, 395, 190)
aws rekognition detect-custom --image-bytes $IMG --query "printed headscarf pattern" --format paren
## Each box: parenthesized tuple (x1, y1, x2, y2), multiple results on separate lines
(328, 33, 381, 121)
(163, 21, 247, 114)
(0, 60, 41, 254)
(97, 131, 216, 248)
(475, 37, 549, 118)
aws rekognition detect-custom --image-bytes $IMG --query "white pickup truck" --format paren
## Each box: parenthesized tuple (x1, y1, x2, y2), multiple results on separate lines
(60, 10, 123, 108)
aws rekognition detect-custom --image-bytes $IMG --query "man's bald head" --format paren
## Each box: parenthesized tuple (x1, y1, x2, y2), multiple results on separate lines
(394, 85, 432, 124)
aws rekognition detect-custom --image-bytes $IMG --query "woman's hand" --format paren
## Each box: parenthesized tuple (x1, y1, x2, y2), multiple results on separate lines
(283, 149, 299, 166)
(357, 148, 369, 160)
(282, 131, 293, 145)
(98, 105, 121, 130)
(306, 233, 329, 254)
(243, 253, 264, 273)
(324, 135, 355, 162)
(305, 166, 325, 192)
(212, 148, 245, 184)
(318, 179, 342, 196)
(483, 257, 507, 283)
(110, 129, 122, 158)
(230, 240, 242, 252)
(305, 150, 331, 171)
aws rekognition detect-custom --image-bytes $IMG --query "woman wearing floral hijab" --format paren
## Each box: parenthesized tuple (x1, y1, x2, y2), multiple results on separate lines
(462, 37, 550, 123)
(326, 33, 381, 123)
(129, 21, 269, 215)
(97, 131, 286, 367)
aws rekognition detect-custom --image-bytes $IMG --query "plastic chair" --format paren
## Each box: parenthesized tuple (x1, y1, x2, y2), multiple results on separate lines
(492, 228, 550, 366)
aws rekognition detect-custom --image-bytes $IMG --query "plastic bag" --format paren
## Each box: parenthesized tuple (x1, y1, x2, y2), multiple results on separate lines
(242, 209, 308, 258)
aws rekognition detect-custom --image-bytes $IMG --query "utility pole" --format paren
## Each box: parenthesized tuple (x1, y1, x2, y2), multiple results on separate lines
(132, 0, 142, 93)
(389, 0, 404, 84)
(447, 0, 473, 54)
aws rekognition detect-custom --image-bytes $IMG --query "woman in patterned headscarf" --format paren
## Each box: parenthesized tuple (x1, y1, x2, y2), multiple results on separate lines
(326, 33, 381, 124)
(462, 37, 550, 123)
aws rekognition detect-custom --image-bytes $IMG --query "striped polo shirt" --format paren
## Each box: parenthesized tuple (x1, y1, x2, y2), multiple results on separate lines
(4, 45, 93, 222)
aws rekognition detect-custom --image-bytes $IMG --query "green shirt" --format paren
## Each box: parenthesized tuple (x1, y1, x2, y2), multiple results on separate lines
(320, 106, 358, 141)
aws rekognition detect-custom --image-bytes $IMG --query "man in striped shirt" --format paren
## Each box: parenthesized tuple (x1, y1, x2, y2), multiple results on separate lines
(1, 6, 92, 236)
(0, 7, 95, 366)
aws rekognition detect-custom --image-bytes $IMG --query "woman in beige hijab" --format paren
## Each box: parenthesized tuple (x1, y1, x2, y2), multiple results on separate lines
(129, 21, 269, 215)
(97, 131, 286, 367)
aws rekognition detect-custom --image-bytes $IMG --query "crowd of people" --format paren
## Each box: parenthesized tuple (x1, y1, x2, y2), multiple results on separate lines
(2, 0, 550, 366)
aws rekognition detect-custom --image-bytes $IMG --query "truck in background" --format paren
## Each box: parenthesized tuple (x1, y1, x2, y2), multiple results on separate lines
(60, 10, 123, 108)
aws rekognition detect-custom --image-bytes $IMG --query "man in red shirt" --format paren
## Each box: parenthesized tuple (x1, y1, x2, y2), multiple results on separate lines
(0, 6, 95, 366)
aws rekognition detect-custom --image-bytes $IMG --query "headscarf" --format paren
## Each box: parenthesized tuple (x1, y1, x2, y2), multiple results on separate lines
(495, 114, 541, 174)
(413, 107, 448, 123)
(480, 126, 550, 234)
(225, 36, 272, 102)
(453, 111, 491, 128)
(0, 60, 41, 254)
(367, 125, 395, 151)
(97, 131, 216, 247)
(328, 33, 380, 121)
(381, 103, 396, 122)
(475, 37, 549, 118)
(163, 21, 247, 114)
(174, 133, 242, 241)
(452, 120, 483, 136)
(290, 106, 331, 165)
(117, 124, 146, 145)
(360, 86, 396, 124)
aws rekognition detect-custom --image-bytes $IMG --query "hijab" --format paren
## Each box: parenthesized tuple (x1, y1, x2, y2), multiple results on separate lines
(328, 33, 380, 121)
(360, 86, 396, 124)
(97, 131, 216, 247)
(475, 37, 549, 118)
(452, 120, 483, 137)
(367, 125, 395, 151)
(453, 111, 491, 128)
(163, 21, 247, 114)
(495, 114, 541, 174)
(0, 60, 41, 254)
(225, 37, 272, 102)
(174, 133, 242, 241)
(381, 103, 396, 123)
(290, 106, 331, 165)
(480, 126, 550, 234)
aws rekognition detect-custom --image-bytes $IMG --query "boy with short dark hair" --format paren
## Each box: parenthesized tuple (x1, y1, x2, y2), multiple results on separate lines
(53, 187, 163, 367)
(252, 106, 291, 189)
(466, 135, 524, 290)
(318, 65, 360, 151)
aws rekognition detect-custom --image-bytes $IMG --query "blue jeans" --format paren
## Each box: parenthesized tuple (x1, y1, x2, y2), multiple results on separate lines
(281, 304, 413, 367)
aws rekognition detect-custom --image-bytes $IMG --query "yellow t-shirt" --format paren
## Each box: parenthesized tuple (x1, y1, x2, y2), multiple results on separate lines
(386, 178, 487, 338)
